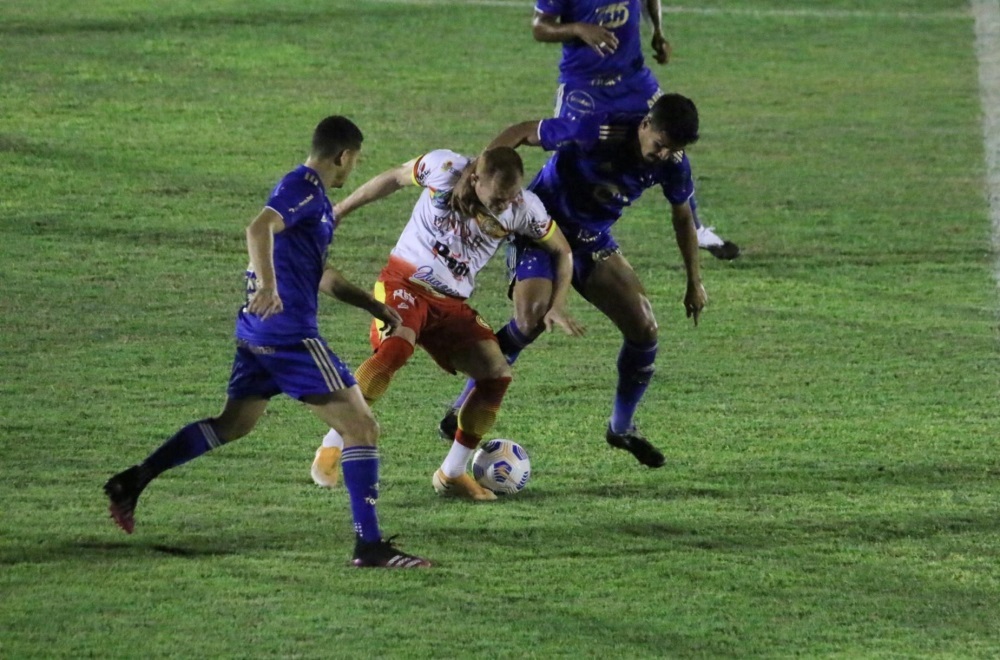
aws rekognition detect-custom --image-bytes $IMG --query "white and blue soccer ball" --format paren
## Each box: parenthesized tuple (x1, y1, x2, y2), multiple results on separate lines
(472, 439, 531, 495)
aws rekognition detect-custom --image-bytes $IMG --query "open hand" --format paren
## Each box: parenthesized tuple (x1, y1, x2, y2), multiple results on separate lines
(576, 23, 619, 57)
(373, 303, 403, 336)
(247, 287, 283, 320)
(543, 308, 585, 336)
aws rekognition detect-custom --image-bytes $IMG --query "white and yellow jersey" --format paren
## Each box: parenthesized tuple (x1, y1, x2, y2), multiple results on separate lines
(385, 149, 554, 299)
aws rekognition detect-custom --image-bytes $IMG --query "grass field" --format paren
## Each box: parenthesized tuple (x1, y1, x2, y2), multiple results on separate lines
(3, 0, 999, 657)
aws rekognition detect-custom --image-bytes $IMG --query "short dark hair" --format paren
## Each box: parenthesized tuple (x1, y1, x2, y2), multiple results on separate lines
(648, 94, 700, 146)
(311, 116, 363, 160)
(478, 146, 524, 189)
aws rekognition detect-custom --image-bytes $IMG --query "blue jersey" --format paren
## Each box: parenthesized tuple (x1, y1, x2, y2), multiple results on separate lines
(236, 165, 336, 345)
(536, 0, 646, 83)
(531, 112, 694, 235)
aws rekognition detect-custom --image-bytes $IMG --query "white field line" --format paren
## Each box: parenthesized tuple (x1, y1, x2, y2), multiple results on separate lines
(363, 0, 969, 21)
(972, 0, 1000, 271)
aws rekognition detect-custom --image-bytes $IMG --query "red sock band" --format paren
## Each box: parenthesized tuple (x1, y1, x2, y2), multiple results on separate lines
(355, 336, 414, 404)
(456, 376, 512, 448)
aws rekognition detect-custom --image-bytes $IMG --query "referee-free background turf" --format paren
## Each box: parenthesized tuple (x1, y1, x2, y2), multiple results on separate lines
(3, 0, 999, 656)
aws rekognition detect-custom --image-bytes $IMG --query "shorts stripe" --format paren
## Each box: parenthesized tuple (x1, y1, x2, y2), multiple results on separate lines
(302, 338, 346, 391)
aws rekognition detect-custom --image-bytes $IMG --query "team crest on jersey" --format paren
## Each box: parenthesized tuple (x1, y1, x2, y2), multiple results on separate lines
(475, 212, 510, 239)
(595, 2, 629, 28)
(475, 315, 493, 331)
(593, 182, 628, 206)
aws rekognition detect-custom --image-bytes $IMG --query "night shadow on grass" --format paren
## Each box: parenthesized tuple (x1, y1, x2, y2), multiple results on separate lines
(0, 537, 267, 566)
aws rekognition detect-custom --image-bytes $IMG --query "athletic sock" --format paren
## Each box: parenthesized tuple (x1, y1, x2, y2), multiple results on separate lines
(142, 419, 226, 479)
(451, 320, 530, 410)
(355, 336, 413, 404)
(454, 376, 512, 448)
(440, 440, 476, 478)
(495, 320, 533, 362)
(341, 446, 381, 543)
(609, 340, 658, 434)
(321, 428, 344, 449)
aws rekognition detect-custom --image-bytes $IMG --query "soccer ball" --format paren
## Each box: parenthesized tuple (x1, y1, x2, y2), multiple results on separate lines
(472, 439, 531, 495)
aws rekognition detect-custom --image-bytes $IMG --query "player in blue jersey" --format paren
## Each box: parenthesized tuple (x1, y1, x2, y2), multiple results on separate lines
(103, 116, 430, 568)
(531, 0, 739, 260)
(441, 93, 706, 468)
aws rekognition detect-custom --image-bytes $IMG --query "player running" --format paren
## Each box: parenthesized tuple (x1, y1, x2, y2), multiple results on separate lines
(103, 116, 431, 568)
(310, 146, 582, 499)
(441, 93, 707, 468)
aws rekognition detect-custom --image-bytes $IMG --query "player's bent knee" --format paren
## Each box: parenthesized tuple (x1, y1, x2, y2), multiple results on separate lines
(624, 313, 658, 344)
(515, 302, 548, 336)
(343, 415, 379, 447)
(488, 363, 513, 381)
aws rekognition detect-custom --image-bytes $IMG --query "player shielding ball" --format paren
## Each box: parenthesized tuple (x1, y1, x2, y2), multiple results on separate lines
(310, 147, 582, 499)
(103, 116, 431, 569)
(442, 93, 707, 468)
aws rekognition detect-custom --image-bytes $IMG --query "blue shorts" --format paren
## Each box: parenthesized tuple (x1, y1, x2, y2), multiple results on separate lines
(227, 337, 357, 401)
(555, 67, 661, 120)
(506, 228, 621, 294)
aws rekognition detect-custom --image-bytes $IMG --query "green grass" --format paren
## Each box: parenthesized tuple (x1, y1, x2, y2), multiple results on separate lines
(2, 0, 999, 657)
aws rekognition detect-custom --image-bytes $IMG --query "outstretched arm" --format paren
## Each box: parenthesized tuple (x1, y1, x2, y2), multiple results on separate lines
(488, 121, 544, 150)
(319, 266, 402, 334)
(644, 0, 670, 64)
(535, 225, 584, 336)
(245, 207, 286, 320)
(333, 159, 417, 219)
(531, 9, 618, 57)
(671, 200, 706, 325)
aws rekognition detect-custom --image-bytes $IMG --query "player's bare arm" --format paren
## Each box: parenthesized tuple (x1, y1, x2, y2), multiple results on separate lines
(320, 266, 403, 334)
(644, 0, 670, 64)
(670, 200, 707, 325)
(245, 207, 286, 321)
(535, 225, 585, 337)
(531, 10, 618, 56)
(488, 121, 544, 150)
(333, 159, 418, 218)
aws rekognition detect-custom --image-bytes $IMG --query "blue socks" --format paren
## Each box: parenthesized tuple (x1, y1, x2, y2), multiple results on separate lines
(610, 339, 658, 434)
(451, 319, 534, 410)
(341, 446, 381, 543)
(495, 320, 534, 361)
(142, 419, 225, 478)
(450, 320, 658, 436)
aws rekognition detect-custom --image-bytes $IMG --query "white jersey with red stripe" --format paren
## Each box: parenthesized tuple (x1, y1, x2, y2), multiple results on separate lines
(386, 149, 555, 299)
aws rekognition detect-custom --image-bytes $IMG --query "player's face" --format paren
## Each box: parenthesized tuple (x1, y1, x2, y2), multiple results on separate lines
(473, 173, 522, 217)
(638, 121, 683, 163)
(330, 148, 361, 188)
